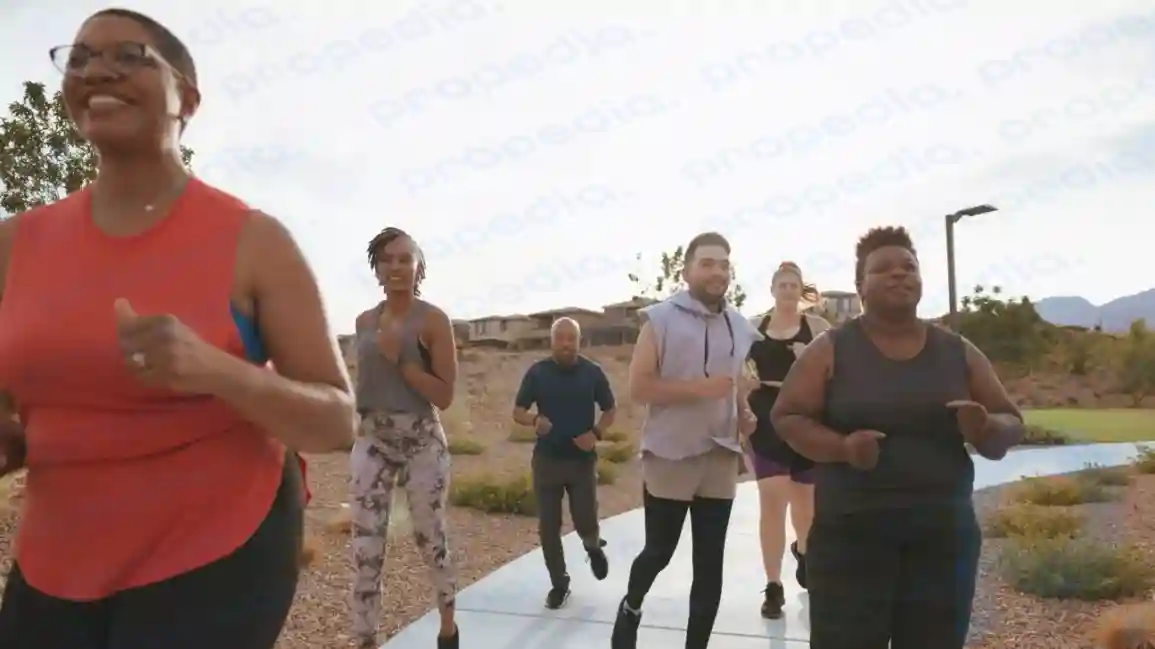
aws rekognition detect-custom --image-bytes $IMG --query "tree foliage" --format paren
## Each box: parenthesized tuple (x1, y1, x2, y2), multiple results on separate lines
(957, 284, 1053, 366)
(0, 81, 194, 215)
(1115, 319, 1155, 407)
(628, 246, 747, 309)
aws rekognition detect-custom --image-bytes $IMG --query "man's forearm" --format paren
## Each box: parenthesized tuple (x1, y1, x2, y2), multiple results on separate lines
(513, 408, 538, 427)
(773, 414, 847, 463)
(974, 413, 1024, 460)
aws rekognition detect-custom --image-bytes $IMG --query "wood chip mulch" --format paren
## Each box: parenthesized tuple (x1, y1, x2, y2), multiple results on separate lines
(968, 472, 1155, 649)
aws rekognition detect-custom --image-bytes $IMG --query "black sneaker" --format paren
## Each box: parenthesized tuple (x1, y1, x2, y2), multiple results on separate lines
(611, 596, 642, 649)
(761, 582, 785, 619)
(790, 541, 807, 589)
(545, 583, 571, 610)
(586, 539, 609, 580)
(436, 626, 459, 649)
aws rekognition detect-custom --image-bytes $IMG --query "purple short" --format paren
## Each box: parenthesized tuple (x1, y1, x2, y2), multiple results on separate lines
(747, 449, 815, 483)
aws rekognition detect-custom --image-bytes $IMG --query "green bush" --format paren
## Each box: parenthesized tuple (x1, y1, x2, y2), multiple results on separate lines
(598, 441, 637, 464)
(446, 437, 486, 455)
(1133, 445, 1155, 474)
(596, 459, 619, 485)
(1078, 462, 1132, 487)
(999, 536, 1155, 600)
(449, 473, 536, 515)
(984, 504, 1083, 539)
(1011, 476, 1115, 506)
(1021, 424, 1069, 446)
(507, 427, 537, 443)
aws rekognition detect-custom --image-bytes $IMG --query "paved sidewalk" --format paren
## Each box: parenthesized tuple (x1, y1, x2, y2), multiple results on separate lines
(382, 443, 1145, 649)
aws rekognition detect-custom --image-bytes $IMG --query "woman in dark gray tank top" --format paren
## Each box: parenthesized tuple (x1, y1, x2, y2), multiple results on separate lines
(769, 226, 1025, 649)
(347, 227, 461, 649)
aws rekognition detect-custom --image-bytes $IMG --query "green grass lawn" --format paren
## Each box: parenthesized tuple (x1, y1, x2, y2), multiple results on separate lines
(1024, 409, 1155, 442)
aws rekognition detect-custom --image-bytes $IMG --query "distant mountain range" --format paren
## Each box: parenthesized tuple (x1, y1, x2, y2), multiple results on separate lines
(1035, 289, 1155, 332)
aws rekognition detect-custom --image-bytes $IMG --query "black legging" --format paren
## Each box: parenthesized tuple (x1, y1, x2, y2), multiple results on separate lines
(624, 489, 734, 649)
(0, 453, 303, 649)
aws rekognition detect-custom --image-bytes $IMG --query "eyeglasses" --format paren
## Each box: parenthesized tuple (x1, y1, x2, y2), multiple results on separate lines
(49, 41, 166, 78)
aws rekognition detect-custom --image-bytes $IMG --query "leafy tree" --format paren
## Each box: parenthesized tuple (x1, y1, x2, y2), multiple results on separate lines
(628, 246, 747, 309)
(0, 81, 194, 215)
(958, 284, 1054, 366)
(1115, 319, 1155, 407)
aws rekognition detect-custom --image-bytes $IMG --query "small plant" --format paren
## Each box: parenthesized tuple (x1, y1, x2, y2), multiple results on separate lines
(601, 429, 630, 443)
(999, 536, 1155, 600)
(1021, 424, 1069, 446)
(1079, 462, 1132, 487)
(507, 427, 538, 443)
(1133, 445, 1155, 474)
(598, 440, 637, 464)
(596, 459, 619, 485)
(984, 504, 1083, 539)
(450, 473, 536, 515)
(1010, 475, 1115, 506)
(447, 437, 486, 455)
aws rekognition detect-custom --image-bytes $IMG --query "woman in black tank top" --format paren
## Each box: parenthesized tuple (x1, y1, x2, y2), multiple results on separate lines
(768, 227, 1025, 649)
(744, 262, 829, 618)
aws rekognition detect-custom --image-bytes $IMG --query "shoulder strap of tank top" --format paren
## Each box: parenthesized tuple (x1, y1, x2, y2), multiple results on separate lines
(797, 315, 813, 340)
(758, 313, 772, 334)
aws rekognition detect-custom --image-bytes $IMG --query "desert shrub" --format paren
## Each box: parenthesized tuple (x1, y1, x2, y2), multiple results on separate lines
(1133, 446, 1155, 474)
(596, 459, 619, 485)
(439, 396, 471, 435)
(598, 440, 637, 464)
(1079, 462, 1133, 487)
(1010, 476, 1115, 506)
(507, 426, 537, 443)
(450, 473, 536, 515)
(447, 437, 486, 455)
(984, 504, 1083, 539)
(601, 429, 630, 443)
(1021, 424, 1070, 446)
(999, 536, 1154, 600)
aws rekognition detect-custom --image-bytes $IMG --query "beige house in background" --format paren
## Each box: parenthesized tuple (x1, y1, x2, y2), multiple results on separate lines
(750, 289, 863, 325)
(463, 297, 660, 349)
(465, 314, 533, 347)
(817, 290, 862, 323)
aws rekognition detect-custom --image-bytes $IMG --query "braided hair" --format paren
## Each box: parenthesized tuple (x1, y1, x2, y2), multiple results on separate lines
(367, 227, 425, 296)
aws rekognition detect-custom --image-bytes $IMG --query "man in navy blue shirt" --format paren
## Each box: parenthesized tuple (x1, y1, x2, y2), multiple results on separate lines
(513, 317, 617, 610)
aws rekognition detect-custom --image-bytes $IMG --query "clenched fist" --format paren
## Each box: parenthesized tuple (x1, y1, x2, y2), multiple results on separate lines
(841, 429, 886, 470)
(115, 299, 224, 394)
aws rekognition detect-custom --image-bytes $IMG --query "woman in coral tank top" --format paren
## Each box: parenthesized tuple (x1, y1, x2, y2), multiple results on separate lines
(0, 8, 356, 648)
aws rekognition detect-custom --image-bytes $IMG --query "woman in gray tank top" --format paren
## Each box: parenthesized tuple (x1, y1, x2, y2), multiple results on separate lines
(769, 226, 1025, 649)
(348, 227, 460, 649)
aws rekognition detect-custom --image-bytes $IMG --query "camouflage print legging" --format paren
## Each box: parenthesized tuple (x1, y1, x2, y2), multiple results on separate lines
(350, 411, 455, 645)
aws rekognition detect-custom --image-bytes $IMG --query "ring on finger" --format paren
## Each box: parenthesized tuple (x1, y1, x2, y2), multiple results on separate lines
(130, 352, 147, 368)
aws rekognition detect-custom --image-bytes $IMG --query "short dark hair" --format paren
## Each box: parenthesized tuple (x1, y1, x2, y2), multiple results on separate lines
(855, 226, 916, 285)
(685, 231, 731, 263)
(367, 227, 426, 296)
(90, 8, 198, 85)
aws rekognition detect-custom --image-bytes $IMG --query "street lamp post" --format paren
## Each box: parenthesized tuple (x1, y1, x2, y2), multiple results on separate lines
(945, 204, 998, 330)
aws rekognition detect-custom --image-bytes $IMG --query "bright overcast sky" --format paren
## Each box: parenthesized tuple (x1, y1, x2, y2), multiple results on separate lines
(3, 0, 1154, 327)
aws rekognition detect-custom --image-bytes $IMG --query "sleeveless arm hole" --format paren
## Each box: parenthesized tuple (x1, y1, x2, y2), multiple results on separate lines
(238, 210, 351, 395)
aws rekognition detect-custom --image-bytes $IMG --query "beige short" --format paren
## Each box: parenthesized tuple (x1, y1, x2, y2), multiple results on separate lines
(641, 447, 741, 501)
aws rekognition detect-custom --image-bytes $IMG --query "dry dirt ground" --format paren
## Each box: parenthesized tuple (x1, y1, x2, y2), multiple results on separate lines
(0, 345, 1149, 649)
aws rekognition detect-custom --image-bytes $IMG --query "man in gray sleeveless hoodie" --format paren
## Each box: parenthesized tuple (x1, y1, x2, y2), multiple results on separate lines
(611, 232, 761, 649)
